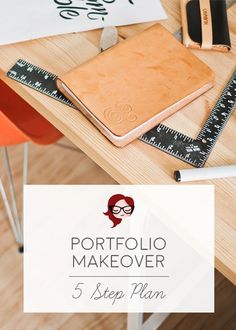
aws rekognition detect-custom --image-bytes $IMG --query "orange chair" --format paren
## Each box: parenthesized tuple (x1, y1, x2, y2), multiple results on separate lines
(0, 79, 62, 251)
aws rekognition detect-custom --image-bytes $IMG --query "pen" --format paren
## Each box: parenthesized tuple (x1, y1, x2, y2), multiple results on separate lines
(174, 165, 236, 183)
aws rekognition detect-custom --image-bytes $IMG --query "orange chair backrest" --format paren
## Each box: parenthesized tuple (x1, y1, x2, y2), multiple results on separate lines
(0, 79, 62, 146)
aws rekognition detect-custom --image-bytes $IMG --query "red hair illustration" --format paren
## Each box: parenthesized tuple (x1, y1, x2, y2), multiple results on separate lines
(104, 194, 135, 228)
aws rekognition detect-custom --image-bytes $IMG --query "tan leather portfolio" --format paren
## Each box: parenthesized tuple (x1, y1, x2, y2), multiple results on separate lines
(57, 24, 214, 147)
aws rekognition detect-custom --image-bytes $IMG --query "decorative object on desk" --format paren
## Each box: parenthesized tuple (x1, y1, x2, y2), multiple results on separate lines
(0, 0, 166, 46)
(100, 27, 119, 52)
(181, 0, 231, 51)
(6, 61, 235, 167)
(57, 24, 214, 147)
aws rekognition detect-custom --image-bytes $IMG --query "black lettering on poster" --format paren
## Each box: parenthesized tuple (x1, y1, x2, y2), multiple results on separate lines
(54, 0, 135, 20)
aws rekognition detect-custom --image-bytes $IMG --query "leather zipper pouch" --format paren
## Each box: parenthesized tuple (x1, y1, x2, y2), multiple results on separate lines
(57, 24, 214, 147)
(181, 0, 231, 52)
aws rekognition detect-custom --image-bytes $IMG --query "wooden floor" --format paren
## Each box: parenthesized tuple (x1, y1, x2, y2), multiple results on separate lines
(0, 139, 235, 330)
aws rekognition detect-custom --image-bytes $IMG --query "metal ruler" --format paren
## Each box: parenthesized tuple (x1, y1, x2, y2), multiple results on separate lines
(7, 59, 77, 110)
(140, 71, 236, 167)
(6, 60, 236, 168)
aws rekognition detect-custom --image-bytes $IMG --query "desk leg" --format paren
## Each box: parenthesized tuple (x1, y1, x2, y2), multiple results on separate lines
(127, 313, 143, 330)
(142, 313, 170, 330)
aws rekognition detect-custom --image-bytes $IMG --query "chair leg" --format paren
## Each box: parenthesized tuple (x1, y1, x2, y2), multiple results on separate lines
(142, 313, 170, 330)
(23, 143, 28, 187)
(1, 145, 28, 248)
(3, 147, 23, 244)
(0, 177, 21, 244)
(18, 143, 28, 253)
(127, 313, 143, 330)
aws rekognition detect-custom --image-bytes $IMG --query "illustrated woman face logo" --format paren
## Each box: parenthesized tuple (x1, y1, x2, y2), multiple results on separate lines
(104, 194, 135, 228)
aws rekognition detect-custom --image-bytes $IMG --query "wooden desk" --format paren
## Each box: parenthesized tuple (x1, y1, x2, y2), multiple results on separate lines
(0, 1, 235, 285)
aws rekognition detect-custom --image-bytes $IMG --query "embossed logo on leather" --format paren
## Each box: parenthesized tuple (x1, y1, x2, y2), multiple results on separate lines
(202, 9, 209, 25)
(104, 104, 137, 124)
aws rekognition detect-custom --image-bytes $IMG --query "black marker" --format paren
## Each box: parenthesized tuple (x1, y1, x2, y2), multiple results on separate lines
(174, 165, 236, 182)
